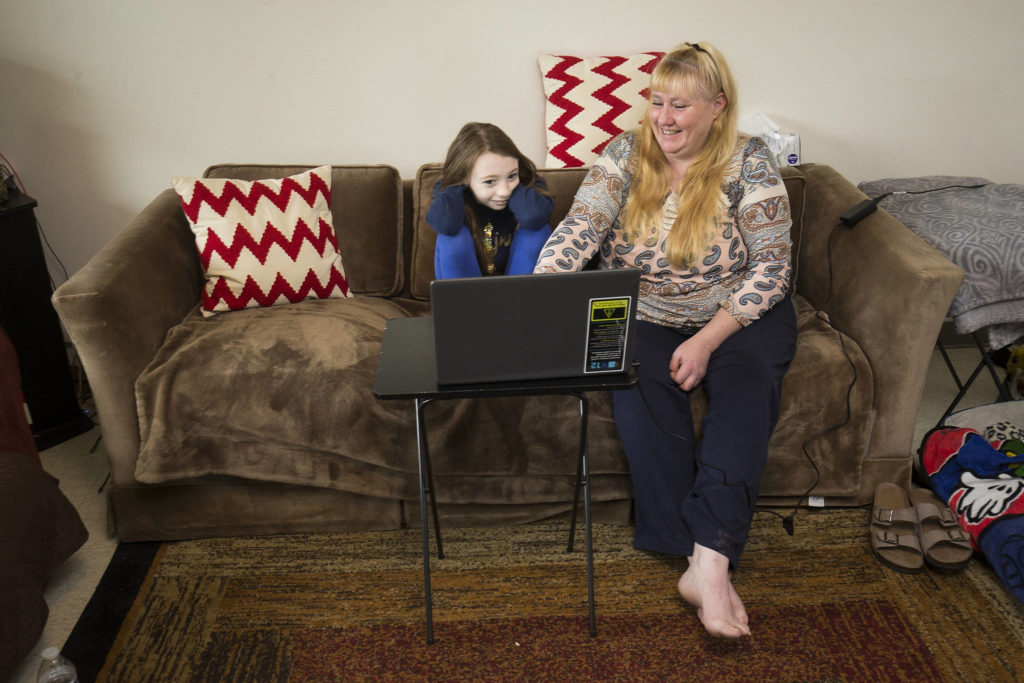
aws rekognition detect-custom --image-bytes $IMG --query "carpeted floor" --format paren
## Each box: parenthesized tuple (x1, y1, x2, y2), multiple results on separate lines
(66, 508, 1024, 682)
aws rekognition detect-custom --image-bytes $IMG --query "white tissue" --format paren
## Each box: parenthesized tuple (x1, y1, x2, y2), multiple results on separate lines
(741, 113, 801, 167)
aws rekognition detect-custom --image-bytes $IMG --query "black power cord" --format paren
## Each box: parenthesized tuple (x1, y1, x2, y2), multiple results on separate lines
(840, 183, 988, 228)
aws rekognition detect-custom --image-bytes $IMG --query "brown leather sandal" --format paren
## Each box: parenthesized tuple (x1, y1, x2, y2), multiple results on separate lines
(870, 482, 925, 573)
(909, 487, 974, 572)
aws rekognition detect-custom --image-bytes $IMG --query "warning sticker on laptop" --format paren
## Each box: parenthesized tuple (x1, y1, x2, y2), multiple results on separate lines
(584, 297, 631, 373)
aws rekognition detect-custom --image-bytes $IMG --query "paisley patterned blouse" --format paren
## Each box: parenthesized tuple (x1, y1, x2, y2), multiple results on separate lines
(534, 132, 792, 329)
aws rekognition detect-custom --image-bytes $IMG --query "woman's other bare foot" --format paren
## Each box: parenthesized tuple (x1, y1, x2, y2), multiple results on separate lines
(677, 543, 751, 638)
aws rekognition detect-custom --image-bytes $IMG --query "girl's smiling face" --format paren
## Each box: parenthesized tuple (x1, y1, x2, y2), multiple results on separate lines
(467, 152, 519, 210)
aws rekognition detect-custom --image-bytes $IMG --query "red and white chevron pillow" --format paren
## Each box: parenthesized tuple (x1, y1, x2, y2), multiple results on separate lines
(538, 52, 664, 168)
(172, 165, 351, 316)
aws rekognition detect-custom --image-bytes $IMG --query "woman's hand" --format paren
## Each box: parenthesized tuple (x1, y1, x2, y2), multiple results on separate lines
(668, 309, 743, 391)
(669, 335, 713, 391)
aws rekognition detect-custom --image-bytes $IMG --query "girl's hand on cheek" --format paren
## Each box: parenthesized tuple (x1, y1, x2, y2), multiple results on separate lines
(426, 183, 468, 236)
(508, 183, 554, 230)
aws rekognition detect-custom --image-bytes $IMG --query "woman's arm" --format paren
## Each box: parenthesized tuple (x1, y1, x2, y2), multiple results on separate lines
(724, 137, 792, 326)
(534, 135, 634, 273)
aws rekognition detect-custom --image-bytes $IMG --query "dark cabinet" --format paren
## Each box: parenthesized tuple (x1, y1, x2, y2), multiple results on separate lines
(0, 192, 91, 449)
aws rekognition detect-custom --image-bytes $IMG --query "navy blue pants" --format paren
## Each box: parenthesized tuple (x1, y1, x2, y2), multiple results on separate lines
(612, 296, 797, 567)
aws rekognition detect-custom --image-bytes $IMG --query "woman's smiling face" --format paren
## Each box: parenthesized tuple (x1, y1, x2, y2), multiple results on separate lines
(648, 87, 726, 164)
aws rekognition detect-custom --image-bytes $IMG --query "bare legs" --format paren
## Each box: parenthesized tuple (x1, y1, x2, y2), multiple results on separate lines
(677, 542, 750, 638)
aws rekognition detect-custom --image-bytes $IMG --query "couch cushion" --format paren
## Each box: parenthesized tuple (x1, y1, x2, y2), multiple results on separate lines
(409, 164, 589, 300)
(204, 164, 404, 297)
(538, 52, 665, 168)
(134, 296, 420, 493)
(173, 166, 352, 316)
(131, 294, 632, 508)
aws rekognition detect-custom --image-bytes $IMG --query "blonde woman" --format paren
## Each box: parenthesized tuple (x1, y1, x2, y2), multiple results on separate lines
(535, 42, 796, 639)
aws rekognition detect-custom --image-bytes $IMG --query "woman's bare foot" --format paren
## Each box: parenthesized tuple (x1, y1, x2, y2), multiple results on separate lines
(677, 543, 751, 638)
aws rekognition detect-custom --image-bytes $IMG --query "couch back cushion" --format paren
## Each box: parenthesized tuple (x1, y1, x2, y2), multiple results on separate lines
(204, 164, 403, 297)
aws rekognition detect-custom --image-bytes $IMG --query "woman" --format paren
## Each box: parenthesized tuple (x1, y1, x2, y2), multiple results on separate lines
(427, 122, 553, 278)
(534, 42, 796, 638)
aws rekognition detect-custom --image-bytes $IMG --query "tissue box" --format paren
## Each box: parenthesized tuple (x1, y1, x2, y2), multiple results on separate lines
(741, 113, 801, 166)
(767, 130, 801, 167)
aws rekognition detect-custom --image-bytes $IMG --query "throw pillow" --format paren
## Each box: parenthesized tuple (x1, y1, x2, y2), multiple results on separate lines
(172, 165, 351, 316)
(538, 52, 664, 168)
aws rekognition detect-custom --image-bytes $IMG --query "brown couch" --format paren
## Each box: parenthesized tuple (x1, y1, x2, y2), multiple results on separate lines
(52, 162, 963, 542)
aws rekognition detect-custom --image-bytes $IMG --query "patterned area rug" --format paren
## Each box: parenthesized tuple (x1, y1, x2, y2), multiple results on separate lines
(89, 509, 1024, 681)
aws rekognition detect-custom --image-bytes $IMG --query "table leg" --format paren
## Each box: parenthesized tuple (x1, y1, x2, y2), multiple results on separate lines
(974, 332, 1013, 402)
(938, 360, 988, 426)
(937, 340, 965, 392)
(936, 333, 1013, 428)
(567, 397, 585, 553)
(415, 399, 444, 558)
(414, 398, 439, 644)
(576, 395, 597, 637)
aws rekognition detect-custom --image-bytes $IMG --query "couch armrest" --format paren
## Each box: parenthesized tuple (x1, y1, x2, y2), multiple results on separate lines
(795, 164, 963, 466)
(52, 188, 202, 485)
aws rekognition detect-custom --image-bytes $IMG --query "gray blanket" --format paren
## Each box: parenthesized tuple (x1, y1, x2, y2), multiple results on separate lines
(857, 176, 1024, 350)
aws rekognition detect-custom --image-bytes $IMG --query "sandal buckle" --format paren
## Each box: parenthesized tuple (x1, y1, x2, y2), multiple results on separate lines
(949, 528, 969, 543)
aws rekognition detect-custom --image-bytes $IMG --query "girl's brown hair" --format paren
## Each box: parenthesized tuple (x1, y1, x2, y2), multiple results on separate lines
(621, 42, 738, 267)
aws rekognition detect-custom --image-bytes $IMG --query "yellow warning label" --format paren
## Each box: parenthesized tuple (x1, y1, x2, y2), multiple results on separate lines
(590, 299, 629, 322)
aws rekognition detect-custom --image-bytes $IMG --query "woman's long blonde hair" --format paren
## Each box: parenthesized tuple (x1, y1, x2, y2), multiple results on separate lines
(621, 42, 738, 267)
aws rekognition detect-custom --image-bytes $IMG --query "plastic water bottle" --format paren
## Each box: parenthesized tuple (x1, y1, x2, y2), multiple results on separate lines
(36, 647, 79, 683)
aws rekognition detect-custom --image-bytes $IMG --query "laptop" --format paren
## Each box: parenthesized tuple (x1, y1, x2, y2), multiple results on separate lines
(431, 269, 640, 385)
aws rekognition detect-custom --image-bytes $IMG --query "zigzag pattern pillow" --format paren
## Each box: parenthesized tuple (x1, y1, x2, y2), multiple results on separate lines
(172, 165, 351, 316)
(539, 52, 664, 168)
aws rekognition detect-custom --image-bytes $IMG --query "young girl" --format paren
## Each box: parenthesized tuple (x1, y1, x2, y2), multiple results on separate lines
(427, 122, 553, 278)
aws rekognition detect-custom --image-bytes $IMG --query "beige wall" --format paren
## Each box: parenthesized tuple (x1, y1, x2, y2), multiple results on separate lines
(1, 0, 1021, 279)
